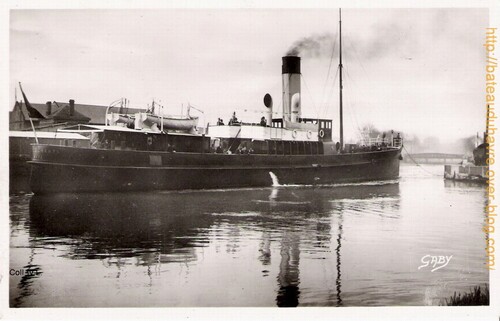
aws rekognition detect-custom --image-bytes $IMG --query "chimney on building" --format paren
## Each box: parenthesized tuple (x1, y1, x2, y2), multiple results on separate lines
(69, 99, 75, 116)
(46, 101, 52, 116)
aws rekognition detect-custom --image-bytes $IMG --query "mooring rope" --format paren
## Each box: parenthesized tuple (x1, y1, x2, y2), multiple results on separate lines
(402, 145, 442, 177)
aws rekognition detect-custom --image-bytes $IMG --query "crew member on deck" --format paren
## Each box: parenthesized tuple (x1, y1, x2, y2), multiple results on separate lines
(260, 116, 266, 126)
(229, 112, 238, 125)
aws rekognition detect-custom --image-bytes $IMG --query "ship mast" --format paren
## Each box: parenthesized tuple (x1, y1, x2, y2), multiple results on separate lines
(339, 8, 344, 150)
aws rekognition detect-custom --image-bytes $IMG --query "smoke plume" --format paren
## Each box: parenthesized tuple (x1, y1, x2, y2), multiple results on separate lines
(286, 33, 335, 57)
(285, 21, 413, 60)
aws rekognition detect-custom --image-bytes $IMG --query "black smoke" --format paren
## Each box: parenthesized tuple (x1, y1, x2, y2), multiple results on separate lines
(286, 33, 335, 57)
(285, 20, 412, 60)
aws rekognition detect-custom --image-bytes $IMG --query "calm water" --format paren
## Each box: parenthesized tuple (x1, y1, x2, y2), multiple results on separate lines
(9, 165, 489, 307)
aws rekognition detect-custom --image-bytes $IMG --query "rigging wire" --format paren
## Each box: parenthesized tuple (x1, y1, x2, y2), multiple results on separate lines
(321, 30, 338, 107)
(301, 74, 319, 117)
(342, 66, 362, 135)
(341, 34, 374, 141)
(343, 84, 361, 143)
(345, 36, 367, 76)
(324, 66, 339, 119)
(402, 145, 442, 177)
(342, 34, 370, 137)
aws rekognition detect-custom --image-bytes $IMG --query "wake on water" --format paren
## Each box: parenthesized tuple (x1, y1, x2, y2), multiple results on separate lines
(268, 171, 280, 187)
(268, 171, 399, 189)
(153, 173, 399, 195)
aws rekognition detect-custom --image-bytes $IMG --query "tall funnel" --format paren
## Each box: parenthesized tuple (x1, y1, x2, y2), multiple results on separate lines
(282, 56, 301, 123)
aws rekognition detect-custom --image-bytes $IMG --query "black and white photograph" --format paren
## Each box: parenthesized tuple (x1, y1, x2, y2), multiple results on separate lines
(2, 1, 499, 320)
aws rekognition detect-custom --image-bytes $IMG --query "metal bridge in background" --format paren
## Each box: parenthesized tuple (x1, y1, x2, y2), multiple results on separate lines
(404, 152, 465, 164)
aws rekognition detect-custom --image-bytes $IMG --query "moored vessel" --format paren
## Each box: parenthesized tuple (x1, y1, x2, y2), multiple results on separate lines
(444, 133, 488, 184)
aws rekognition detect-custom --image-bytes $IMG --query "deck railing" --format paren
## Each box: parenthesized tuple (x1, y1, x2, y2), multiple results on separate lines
(360, 137, 403, 148)
(393, 138, 403, 148)
(445, 164, 487, 178)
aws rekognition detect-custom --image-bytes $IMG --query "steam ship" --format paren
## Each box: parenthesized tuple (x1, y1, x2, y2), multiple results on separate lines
(29, 11, 403, 194)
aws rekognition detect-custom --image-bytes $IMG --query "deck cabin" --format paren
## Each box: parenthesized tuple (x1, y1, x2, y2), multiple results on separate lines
(207, 117, 334, 156)
(58, 124, 210, 153)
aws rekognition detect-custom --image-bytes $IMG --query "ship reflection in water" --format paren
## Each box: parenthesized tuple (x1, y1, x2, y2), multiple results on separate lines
(9, 166, 488, 307)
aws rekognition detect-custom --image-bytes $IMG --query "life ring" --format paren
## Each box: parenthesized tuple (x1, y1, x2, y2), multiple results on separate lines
(319, 129, 325, 138)
(292, 130, 298, 138)
(147, 136, 153, 145)
(307, 130, 312, 139)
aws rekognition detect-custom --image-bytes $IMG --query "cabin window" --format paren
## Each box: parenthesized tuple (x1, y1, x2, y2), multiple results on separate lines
(262, 141, 269, 154)
(276, 141, 284, 155)
(149, 155, 162, 166)
(284, 141, 291, 155)
(251, 140, 265, 154)
(272, 119, 283, 128)
(268, 140, 275, 155)
(251, 141, 258, 154)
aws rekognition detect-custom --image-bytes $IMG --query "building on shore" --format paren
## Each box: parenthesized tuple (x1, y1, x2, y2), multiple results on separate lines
(9, 99, 145, 193)
(9, 99, 144, 131)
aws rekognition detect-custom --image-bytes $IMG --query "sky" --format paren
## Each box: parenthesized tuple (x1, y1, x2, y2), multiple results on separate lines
(9, 8, 490, 143)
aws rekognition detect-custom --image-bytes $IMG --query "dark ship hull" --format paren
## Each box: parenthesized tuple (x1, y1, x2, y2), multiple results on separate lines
(29, 144, 401, 194)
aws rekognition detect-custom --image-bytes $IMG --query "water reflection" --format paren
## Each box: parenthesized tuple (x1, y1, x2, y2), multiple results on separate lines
(335, 211, 343, 306)
(443, 179, 487, 189)
(276, 230, 301, 307)
(21, 182, 400, 307)
(12, 247, 42, 308)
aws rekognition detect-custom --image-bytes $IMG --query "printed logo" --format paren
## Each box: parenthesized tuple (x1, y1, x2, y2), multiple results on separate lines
(418, 255, 453, 272)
